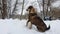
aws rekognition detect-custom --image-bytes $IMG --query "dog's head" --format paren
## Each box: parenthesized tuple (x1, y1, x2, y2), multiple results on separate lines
(26, 6, 36, 13)
(26, 6, 33, 11)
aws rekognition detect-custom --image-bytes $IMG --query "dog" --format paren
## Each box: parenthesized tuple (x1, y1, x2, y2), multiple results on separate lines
(26, 6, 50, 32)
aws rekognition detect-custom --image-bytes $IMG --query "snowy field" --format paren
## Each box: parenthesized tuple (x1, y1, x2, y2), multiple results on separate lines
(0, 19, 60, 34)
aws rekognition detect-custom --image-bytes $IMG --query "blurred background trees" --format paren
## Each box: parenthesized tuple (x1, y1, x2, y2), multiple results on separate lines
(0, 0, 60, 20)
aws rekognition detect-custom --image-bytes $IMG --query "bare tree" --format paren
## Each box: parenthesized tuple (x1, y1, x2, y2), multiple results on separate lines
(0, 0, 2, 18)
(42, 0, 45, 20)
(46, 0, 51, 16)
(20, 0, 24, 20)
(12, 0, 18, 14)
(2, 0, 7, 19)
(7, 0, 11, 18)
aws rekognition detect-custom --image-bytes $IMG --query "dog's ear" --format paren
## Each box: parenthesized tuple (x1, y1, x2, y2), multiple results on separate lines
(26, 6, 33, 11)
(28, 6, 33, 9)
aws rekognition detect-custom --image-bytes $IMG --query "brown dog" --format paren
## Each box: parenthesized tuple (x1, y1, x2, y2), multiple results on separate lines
(26, 6, 50, 32)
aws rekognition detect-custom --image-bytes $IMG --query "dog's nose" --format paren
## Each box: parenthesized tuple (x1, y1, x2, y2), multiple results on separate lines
(26, 9, 30, 11)
(26, 9, 28, 11)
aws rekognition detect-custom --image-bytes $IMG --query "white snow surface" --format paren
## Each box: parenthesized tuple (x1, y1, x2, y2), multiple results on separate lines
(0, 19, 60, 34)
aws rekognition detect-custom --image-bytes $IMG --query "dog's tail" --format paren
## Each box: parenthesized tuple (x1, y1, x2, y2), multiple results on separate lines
(46, 25, 50, 31)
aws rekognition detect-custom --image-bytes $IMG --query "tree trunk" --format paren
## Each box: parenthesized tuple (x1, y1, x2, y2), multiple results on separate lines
(47, 0, 50, 16)
(42, 0, 45, 20)
(20, 0, 24, 20)
(7, 0, 11, 18)
(2, 0, 7, 19)
(12, 0, 18, 14)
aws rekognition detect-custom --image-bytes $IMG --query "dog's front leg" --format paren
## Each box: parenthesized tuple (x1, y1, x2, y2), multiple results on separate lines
(26, 20, 32, 29)
(26, 19, 30, 26)
(28, 22, 32, 29)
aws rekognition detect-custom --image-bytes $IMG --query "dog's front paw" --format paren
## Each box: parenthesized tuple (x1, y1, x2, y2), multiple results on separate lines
(27, 22, 32, 29)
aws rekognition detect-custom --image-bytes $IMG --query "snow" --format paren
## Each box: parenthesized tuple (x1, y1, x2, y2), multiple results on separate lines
(0, 19, 60, 34)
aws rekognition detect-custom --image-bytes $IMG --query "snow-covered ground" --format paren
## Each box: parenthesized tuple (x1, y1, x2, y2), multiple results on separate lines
(0, 19, 60, 34)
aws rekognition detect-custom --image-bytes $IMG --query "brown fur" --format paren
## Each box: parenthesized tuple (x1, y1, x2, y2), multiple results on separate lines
(26, 6, 50, 32)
